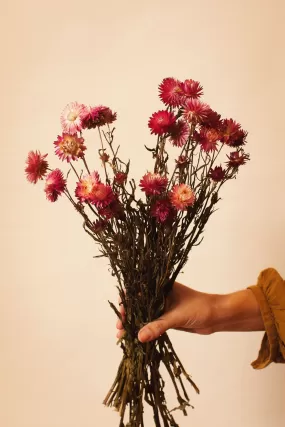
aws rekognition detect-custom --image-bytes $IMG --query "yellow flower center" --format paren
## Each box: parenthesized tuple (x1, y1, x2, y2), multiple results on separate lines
(67, 111, 78, 122)
(61, 135, 80, 156)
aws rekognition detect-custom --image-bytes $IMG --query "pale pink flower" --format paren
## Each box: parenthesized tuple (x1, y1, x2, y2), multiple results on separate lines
(60, 102, 86, 134)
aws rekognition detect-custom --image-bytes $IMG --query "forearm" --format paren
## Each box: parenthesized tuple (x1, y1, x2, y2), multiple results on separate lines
(210, 289, 264, 333)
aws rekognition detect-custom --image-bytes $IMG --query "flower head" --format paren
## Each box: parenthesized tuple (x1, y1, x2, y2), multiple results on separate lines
(60, 102, 86, 134)
(151, 198, 173, 223)
(100, 152, 110, 163)
(75, 171, 101, 203)
(175, 155, 190, 168)
(209, 166, 226, 182)
(196, 128, 220, 152)
(54, 133, 86, 162)
(201, 109, 222, 129)
(170, 184, 195, 211)
(180, 79, 203, 99)
(114, 172, 127, 185)
(139, 172, 168, 196)
(44, 169, 66, 202)
(227, 151, 249, 168)
(169, 120, 190, 147)
(98, 197, 125, 220)
(148, 110, 176, 135)
(159, 77, 183, 107)
(220, 119, 247, 147)
(25, 151, 48, 184)
(82, 106, 117, 129)
(183, 99, 211, 124)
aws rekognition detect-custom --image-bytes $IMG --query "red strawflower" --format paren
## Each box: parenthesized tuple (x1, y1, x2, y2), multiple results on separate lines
(209, 166, 226, 182)
(91, 183, 115, 208)
(169, 120, 190, 147)
(170, 184, 195, 211)
(201, 109, 222, 129)
(183, 99, 211, 124)
(180, 79, 203, 99)
(25, 151, 48, 184)
(227, 151, 249, 168)
(158, 77, 183, 107)
(82, 105, 117, 129)
(220, 119, 247, 147)
(196, 128, 220, 152)
(98, 198, 125, 220)
(114, 172, 127, 185)
(75, 171, 101, 203)
(151, 198, 173, 223)
(44, 169, 66, 202)
(175, 155, 190, 168)
(139, 172, 168, 196)
(148, 110, 176, 135)
(54, 133, 86, 162)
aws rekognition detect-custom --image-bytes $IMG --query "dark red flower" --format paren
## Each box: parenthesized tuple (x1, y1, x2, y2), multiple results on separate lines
(151, 198, 174, 223)
(169, 120, 190, 147)
(227, 151, 249, 168)
(201, 109, 222, 129)
(91, 219, 108, 234)
(82, 105, 117, 129)
(220, 119, 247, 147)
(114, 172, 127, 185)
(195, 128, 220, 152)
(100, 152, 110, 163)
(209, 166, 226, 182)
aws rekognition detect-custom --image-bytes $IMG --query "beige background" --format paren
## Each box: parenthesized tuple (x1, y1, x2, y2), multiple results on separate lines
(1, 0, 285, 426)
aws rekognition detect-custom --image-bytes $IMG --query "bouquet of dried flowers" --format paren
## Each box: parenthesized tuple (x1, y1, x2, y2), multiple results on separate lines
(25, 77, 249, 427)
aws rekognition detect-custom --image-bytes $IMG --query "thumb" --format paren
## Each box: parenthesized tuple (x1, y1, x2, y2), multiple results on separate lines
(138, 315, 173, 343)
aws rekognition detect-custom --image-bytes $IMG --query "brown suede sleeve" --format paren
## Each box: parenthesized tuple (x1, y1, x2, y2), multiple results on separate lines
(248, 268, 285, 369)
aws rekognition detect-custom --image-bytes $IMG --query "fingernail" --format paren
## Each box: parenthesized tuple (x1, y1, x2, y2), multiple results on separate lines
(139, 328, 152, 342)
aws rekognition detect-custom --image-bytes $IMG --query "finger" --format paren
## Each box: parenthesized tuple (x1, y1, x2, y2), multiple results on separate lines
(116, 329, 125, 339)
(116, 318, 124, 330)
(138, 315, 174, 343)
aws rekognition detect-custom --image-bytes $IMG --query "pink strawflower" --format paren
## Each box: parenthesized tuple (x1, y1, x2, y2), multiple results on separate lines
(60, 102, 86, 134)
(220, 119, 247, 147)
(44, 169, 66, 202)
(114, 172, 127, 185)
(170, 184, 195, 211)
(209, 166, 226, 182)
(227, 151, 249, 168)
(75, 171, 101, 203)
(151, 199, 173, 223)
(169, 120, 190, 147)
(159, 77, 183, 107)
(196, 128, 220, 152)
(54, 133, 86, 162)
(180, 79, 203, 99)
(139, 172, 168, 196)
(148, 110, 176, 135)
(25, 151, 48, 184)
(183, 99, 211, 124)
(82, 105, 117, 129)
(91, 183, 115, 208)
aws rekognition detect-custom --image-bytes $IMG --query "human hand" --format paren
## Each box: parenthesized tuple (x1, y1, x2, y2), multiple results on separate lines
(116, 281, 264, 343)
(116, 281, 216, 343)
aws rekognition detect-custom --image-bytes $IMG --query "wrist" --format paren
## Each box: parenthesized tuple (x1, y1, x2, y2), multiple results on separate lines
(210, 289, 264, 333)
